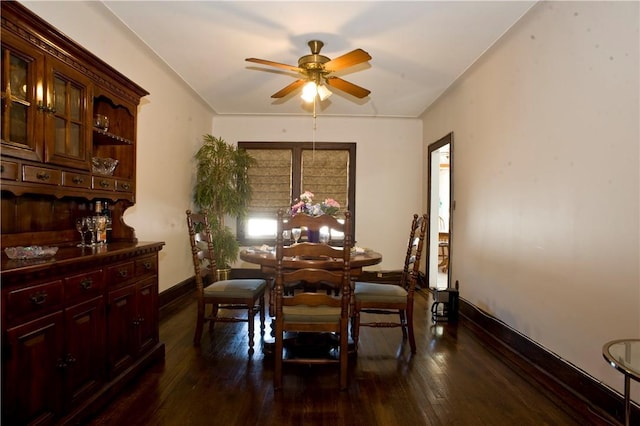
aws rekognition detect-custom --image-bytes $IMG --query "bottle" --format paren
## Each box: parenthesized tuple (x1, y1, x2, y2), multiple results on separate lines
(103, 200, 112, 243)
(95, 201, 107, 244)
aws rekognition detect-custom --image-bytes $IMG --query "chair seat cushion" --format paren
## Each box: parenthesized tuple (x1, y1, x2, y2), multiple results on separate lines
(354, 282, 408, 304)
(283, 305, 341, 323)
(204, 279, 266, 299)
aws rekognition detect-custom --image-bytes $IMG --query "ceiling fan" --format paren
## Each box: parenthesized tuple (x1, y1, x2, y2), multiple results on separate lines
(245, 40, 372, 101)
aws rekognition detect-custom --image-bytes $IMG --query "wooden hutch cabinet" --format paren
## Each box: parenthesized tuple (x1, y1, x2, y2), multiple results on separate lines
(1, 3, 164, 425)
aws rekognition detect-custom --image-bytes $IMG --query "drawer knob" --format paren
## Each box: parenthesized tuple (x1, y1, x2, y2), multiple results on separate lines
(118, 270, 128, 278)
(36, 171, 50, 181)
(72, 176, 85, 184)
(100, 180, 110, 188)
(80, 279, 93, 290)
(121, 183, 130, 190)
(29, 291, 48, 305)
(144, 262, 152, 270)
(65, 353, 77, 365)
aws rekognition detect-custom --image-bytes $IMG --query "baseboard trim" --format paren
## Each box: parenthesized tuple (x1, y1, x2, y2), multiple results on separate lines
(458, 297, 635, 425)
(159, 277, 195, 311)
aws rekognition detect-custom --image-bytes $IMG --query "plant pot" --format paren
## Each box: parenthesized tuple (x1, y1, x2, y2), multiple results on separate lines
(216, 268, 231, 281)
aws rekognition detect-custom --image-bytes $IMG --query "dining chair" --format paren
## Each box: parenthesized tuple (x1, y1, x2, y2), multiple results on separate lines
(186, 209, 266, 353)
(438, 216, 449, 272)
(273, 209, 353, 390)
(352, 213, 427, 354)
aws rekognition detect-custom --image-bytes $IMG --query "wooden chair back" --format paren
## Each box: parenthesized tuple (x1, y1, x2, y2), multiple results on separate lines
(401, 213, 428, 294)
(275, 211, 353, 322)
(186, 209, 216, 293)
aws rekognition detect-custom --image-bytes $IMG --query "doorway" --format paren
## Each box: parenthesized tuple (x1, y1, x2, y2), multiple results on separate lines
(427, 133, 453, 290)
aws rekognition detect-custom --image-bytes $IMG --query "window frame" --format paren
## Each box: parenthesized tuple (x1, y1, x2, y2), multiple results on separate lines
(237, 141, 356, 245)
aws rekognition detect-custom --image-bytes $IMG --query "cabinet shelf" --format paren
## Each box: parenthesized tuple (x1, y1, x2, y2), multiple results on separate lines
(93, 129, 134, 146)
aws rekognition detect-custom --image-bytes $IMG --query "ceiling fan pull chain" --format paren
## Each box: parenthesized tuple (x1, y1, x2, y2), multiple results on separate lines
(312, 98, 317, 161)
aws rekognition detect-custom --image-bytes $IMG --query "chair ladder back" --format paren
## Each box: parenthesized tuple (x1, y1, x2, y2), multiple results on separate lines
(186, 210, 218, 290)
(275, 211, 353, 315)
(399, 214, 428, 290)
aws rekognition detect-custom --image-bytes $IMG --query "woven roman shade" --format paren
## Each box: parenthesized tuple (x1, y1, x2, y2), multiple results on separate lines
(246, 148, 292, 218)
(301, 149, 349, 215)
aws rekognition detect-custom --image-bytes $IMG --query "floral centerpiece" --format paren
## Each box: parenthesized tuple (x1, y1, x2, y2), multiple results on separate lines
(289, 191, 340, 217)
(288, 191, 340, 242)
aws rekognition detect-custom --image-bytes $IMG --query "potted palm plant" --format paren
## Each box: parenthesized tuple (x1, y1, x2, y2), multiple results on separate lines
(193, 134, 256, 279)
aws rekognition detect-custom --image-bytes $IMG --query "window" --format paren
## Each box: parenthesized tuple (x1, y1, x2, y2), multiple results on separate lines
(237, 142, 356, 245)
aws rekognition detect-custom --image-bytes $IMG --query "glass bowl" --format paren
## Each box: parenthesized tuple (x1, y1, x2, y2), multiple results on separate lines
(92, 157, 118, 175)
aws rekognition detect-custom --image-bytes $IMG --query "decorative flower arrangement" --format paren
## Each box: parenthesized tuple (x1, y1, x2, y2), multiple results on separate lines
(289, 190, 340, 217)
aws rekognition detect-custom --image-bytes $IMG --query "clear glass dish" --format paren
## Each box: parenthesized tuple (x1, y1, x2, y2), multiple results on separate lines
(92, 157, 118, 176)
(4, 246, 59, 260)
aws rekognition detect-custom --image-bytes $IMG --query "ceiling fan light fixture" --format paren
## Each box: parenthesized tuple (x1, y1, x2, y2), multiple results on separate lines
(301, 81, 318, 102)
(317, 83, 332, 101)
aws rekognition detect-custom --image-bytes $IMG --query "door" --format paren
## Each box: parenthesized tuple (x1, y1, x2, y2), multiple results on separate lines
(65, 296, 105, 409)
(1, 32, 45, 161)
(43, 56, 92, 170)
(427, 133, 453, 289)
(136, 277, 159, 355)
(3, 311, 65, 425)
(106, 284, 137, 377)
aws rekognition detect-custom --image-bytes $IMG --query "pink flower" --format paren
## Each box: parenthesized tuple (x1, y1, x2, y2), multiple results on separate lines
(290, 201, 305, 215)
(300, 191, 314, 203)
(323, 198, 340, 208)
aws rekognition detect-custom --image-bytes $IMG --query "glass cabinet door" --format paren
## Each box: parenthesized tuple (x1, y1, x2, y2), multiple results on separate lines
(44, 57, 92, 170)
(0, 34, 44, 161)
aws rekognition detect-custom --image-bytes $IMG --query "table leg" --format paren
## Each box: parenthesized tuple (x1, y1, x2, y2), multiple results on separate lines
(624, 375, 630, 426)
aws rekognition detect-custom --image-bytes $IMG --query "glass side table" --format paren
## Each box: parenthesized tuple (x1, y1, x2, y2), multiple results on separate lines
(603, 339, 640, 426)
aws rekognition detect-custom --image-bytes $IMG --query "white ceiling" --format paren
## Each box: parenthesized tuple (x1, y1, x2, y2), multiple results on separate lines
(104, 1, 535, 118)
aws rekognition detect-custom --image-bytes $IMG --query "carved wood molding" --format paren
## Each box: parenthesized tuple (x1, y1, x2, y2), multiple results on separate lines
(1, 3, 148, 104)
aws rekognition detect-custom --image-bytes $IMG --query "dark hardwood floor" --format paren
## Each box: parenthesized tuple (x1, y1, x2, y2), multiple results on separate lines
(86, 291, 613, 425)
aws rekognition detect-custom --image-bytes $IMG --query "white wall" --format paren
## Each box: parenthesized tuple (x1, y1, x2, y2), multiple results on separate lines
(421, 1, 639, 399)
(21, 1, 216, 292)
(213, 115, 423, 269)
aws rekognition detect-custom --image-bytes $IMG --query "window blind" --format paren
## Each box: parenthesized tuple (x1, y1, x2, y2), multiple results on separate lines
(301, 149, 349, 214)
(245, 148, 291, 218)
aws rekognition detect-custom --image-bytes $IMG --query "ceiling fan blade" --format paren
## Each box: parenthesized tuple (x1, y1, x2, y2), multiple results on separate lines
(245, 58, 302, 73)
(324, 49, 372, 72)
(325, 77, 371, 99)
(271, 79, 306, 98)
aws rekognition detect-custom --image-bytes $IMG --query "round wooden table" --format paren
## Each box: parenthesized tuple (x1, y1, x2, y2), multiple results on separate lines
(240, 246, 382, 356)
(240, 247, 382, 277)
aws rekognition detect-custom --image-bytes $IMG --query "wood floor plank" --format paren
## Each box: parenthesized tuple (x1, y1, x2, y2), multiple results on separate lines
(86, 291, 612, 426)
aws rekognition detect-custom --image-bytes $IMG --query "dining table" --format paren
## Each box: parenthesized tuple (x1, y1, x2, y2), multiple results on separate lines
(239, 245, 383, 356)
(240, 245, 382, 277)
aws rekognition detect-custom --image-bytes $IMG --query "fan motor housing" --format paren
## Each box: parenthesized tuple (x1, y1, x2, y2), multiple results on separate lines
(298, 54, 330, 70)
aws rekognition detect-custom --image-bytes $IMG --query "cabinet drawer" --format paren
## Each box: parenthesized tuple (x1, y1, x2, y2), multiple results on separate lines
(65, 269, 104, 302)
(5, 280, 64, 322)
(135, 255, 158, 277)
(23, 165, 62, 186)
(92, 176, 116, 191)
(116, 179, 134, 192)
(106, 261, 135, 286)
(1, 160, 19, 181)
(63, 171, 91, 189)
